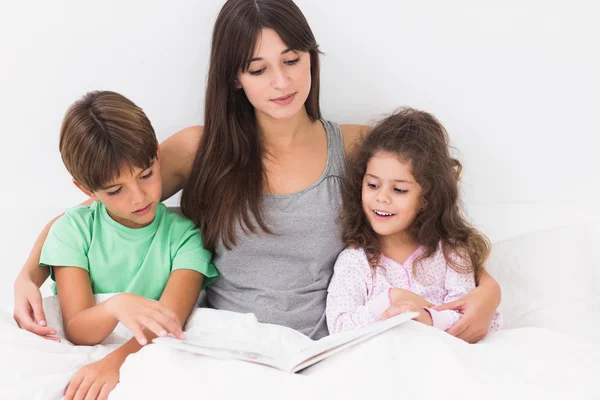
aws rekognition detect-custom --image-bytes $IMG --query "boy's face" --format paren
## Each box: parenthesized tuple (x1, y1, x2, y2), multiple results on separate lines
(77, 158, 162, 229)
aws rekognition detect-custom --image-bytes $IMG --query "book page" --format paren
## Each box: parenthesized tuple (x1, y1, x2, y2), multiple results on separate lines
(154, 308, 315, 369)
(288, 312, 418, 372)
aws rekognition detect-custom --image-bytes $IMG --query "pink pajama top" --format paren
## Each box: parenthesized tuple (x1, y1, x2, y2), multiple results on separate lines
(326, 244, 502, 334)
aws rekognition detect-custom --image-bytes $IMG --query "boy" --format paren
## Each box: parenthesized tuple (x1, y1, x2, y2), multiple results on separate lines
(39, 91, 218, 399)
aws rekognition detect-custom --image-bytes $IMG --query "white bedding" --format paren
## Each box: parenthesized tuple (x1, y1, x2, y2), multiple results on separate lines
(2, 223, 599, 400)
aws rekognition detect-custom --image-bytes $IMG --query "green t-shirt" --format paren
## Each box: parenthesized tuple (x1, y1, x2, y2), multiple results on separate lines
(40, 202, 218, 300)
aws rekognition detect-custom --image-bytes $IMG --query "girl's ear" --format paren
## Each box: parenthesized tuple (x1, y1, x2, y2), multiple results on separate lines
(72, 179, 99, 202)
(419, 198, 428, 212)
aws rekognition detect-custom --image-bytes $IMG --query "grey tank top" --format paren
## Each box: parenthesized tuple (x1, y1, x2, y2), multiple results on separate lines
(204, 120, 346, 339)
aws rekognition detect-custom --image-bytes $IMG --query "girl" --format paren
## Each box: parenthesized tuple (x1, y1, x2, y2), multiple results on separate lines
(14, 0, 500, 344)
(326, 108, 501, 335)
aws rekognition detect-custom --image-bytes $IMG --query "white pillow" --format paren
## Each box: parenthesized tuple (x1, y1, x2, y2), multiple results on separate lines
(487, 222, 599, 333)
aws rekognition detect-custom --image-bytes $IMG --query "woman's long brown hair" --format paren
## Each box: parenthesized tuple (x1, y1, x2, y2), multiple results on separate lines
(181, 0, 321, 252)
(341, 108, 490, 282)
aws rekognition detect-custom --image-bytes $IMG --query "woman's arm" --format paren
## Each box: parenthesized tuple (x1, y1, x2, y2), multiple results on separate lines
(340, 124, 369, 158)
(433, 269, 501, 342)
(158, 125, 203, 201)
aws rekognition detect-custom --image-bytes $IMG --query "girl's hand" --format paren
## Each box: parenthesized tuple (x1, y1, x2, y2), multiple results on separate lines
(13, 275, 60, 342)
(389, 288, 433, 308)
(381, 301, 432, 326)
(104, 293, 185, 345)
(433, 285, 496, 343)
(64, 357, 119, 400)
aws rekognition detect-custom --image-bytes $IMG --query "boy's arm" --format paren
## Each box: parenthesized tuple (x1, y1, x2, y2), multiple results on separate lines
(94, 269, 202, 365)
(54, 267, 185, 346)
(115, 269, 203, 356)
(54, 267, 119, 345)
(63, 269, 203, 399)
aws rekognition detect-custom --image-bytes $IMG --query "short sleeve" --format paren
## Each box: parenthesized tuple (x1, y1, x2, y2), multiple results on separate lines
(39, 210, 91, 276)
(171, 223, 219, 289)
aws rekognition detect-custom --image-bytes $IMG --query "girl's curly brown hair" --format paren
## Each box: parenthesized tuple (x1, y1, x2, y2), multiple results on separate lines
(341, 108, 490, 283)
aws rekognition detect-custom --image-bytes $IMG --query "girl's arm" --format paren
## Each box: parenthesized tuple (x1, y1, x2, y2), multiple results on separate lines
(53, 267, 183, 346)
(64, 269, 204, 400)
(12, 125, 203, 336)
(326, 250, 392, 334)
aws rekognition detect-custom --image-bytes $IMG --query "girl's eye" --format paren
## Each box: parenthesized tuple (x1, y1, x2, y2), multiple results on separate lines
(107, 187, 122, 196)
(284, 58, 300, 66)
(394, 188, 409, 194)
(367, 183, 379, 189)
(141, 171, 153, 180)
(249, 68, 265, 76)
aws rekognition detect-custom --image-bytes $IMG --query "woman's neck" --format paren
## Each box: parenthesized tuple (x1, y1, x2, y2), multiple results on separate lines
(257, 107, 313, 152)
(379, 231, 421, 264)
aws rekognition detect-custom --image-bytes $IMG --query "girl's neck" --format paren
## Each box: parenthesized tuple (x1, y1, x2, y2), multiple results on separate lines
(379, 231, 421, 264)
(256, 107, 313, 152)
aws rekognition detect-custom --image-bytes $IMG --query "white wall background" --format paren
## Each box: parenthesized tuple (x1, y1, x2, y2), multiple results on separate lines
(1, 0, 599, 305)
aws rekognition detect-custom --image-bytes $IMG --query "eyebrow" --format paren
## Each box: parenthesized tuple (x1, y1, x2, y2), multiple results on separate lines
(365, 173, 414, 184)
(250, 48, 294, 63)
(101, 162, 155, 190)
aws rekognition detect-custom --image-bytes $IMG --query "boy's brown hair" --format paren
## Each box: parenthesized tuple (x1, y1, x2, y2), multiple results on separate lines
(59, 91, 158, 191)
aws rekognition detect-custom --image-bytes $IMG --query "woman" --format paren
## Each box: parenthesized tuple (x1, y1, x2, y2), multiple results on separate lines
(13, 0, 500, 342)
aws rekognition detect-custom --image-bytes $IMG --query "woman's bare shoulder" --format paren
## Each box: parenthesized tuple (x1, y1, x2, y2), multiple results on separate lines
(340, 124, 369, 157)
(159, 126, 204, 199)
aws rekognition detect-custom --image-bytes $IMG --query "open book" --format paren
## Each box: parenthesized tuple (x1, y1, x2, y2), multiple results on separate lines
(153, 308, 417, 373)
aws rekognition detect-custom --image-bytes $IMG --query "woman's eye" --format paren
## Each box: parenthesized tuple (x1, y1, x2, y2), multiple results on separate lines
(107, 188, 122, 196)
(284, 58, 300, 66)
(249, 68, 265, 76)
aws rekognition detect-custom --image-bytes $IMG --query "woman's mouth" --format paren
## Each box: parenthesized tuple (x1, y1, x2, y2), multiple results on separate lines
(271, 92, 296, 106)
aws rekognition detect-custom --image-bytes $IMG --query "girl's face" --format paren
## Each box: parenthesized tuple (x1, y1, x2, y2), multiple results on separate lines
(237, 28, 312, 122)
(361, 152, 423, 239)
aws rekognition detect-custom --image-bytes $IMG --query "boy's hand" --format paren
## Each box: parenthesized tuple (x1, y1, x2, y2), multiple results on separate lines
(389, 288, 433, 308)
(104, 293, 185, 345)
(64, 356, 120, 400)
(381, 301, 433, 326)
(13, 275, 60, 342)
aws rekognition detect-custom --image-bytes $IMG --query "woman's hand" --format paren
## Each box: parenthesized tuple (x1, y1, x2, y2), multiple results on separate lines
(381, 301, 432, 326)
(13, 274, 59, 342)
(103, 293, 185, 345)
(433, 283, 499, 343)
(64, 356, 120, 400)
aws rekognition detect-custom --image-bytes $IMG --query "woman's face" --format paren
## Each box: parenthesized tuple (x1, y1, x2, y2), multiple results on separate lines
(237, 28, 312, 122)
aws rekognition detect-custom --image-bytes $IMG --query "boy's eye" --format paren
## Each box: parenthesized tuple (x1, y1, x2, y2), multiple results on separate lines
(284, 57, 300, 66)
(141, 171, 153, 180)
(394, 188, 409, 194)
(107, 187, 122, 196)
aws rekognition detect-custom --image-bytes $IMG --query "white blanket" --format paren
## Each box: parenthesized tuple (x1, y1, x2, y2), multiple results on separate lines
(2, 223, 600, 399)
(2, 299, 599, 400)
